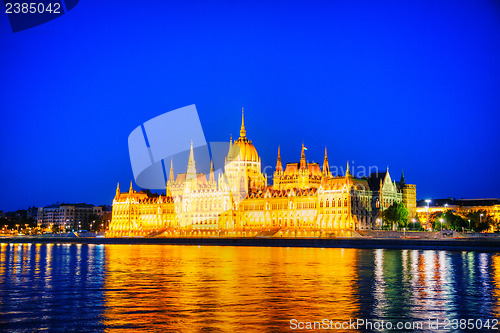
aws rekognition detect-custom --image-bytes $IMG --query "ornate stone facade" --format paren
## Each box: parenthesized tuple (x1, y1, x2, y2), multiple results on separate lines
(109, 110, 416, 237)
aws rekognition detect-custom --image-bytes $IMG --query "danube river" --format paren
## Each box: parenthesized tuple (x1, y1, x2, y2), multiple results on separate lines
(1, 243, 500, 332)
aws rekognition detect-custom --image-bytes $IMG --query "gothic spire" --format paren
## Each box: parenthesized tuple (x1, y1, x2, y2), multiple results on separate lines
(209, 160, 215, 183)
(116, 182, 120, 196)
(186, 141, 197, 180)
(129, 180, 133, 193)
(169, 159, 174, 181)
(323, 147, 330, 176)
(400, 169, 406, 187)
(276, 146, 283, 173)
(299, 143, 306, 170)
(226, 134, 233, 162)
(345, 160, 351, 177)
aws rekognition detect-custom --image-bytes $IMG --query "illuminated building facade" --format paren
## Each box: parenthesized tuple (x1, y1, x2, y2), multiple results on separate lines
(416, 198, 500, 229)
(109, 111, 416, 237)
(37, 203, 102, 231)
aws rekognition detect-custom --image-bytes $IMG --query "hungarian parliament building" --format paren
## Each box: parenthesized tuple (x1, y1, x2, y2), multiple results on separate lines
(109, 111, 416, 237)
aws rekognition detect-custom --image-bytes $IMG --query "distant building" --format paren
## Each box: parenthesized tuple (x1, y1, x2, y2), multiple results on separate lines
(5, 210, 27, 223)
(37, 203, 102, 231)
(398, 171, 417, 219)
(416, 198, 500, 228)
(1, 208, 37, 229)
(101, 205, 113, 231)
(27, 206, 38, 221)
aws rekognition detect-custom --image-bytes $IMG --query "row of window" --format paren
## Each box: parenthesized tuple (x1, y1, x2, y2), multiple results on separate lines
(319, 198, 348, 208)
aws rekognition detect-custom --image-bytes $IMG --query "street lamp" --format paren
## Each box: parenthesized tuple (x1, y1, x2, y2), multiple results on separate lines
(480, 213, 484, 225)
(468, 219, 471, 232)
(440, 218, 444, 231)
(412, 218, 416, 231)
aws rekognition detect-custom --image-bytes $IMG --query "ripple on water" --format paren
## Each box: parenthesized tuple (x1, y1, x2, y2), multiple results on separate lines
(1, 245, 500, 332)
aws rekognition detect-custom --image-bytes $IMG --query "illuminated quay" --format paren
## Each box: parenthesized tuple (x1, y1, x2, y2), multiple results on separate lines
(108, 111, 416, 237)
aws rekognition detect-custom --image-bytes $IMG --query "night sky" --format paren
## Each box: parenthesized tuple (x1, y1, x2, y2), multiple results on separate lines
(1, 0, 500, 211)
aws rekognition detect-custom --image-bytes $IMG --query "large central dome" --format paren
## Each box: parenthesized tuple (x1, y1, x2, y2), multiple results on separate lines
(227, 109, 260, 162)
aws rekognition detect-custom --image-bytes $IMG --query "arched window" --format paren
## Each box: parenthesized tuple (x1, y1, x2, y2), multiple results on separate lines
(326, 199, 329, 208)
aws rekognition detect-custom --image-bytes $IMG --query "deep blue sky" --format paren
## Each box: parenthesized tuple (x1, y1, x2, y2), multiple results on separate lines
(1, 0, 500, 211)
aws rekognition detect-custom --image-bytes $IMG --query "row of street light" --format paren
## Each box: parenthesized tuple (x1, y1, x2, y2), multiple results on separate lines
(424, 199, 484, 232)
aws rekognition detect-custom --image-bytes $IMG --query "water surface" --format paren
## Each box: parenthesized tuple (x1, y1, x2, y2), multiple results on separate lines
(1, 243, 500, 332)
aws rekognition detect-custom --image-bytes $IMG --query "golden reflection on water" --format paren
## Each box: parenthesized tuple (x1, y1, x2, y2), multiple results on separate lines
(3, 244, 500, 331)
(492, 254, 500, 316)
(103, 245, 359, 332)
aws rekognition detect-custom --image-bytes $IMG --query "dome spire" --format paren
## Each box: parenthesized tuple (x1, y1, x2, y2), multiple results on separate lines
(240, 107, 246, 138)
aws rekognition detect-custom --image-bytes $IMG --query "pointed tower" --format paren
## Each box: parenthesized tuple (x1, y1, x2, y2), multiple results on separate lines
(186, 141, 197, 181)
(345, 161, 351, 178)
(240, 107, 246, 138)
(298, 143, 309, 189)
(165, 159, 174, 197)
(273, 146, 283, 191)
(116, 182, 120, 197)
(129, 181, 133, 193)
(209, 160, 215, 185)
(322, 147, 330, 176)
(169, 159, 174, 181)
(276, 146, 283, 173)
(400, 169, 406, 187)
(344, 161, 352, 190)
(225, 134, 233, 164)
(299, 143, 306, 170)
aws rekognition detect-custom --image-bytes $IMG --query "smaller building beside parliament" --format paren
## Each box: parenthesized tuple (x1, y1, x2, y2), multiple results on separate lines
(109, 111, 417, 237)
